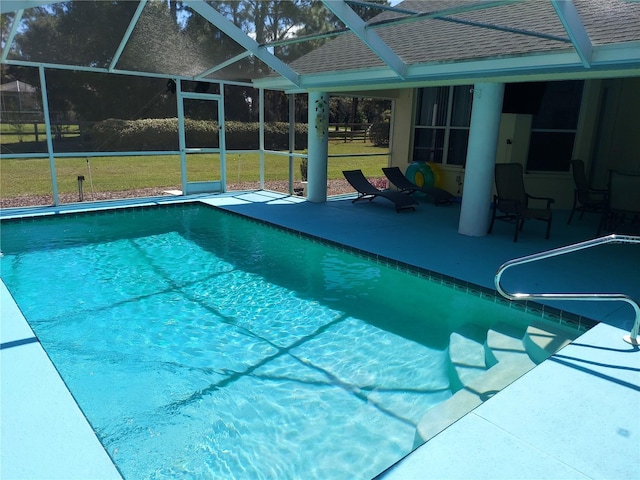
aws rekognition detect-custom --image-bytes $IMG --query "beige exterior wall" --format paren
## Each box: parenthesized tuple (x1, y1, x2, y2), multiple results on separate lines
(389, 89, 415, 171)
(390, 77, 640, 210)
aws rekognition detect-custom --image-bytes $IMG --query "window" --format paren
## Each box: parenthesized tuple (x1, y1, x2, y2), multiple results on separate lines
(526, 80, 584, 172)
(413, 81, 583, 171)
(413, 85, 472, 166)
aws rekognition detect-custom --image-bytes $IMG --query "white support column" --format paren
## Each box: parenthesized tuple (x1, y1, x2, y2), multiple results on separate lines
(458, 82, 505, 237)
(307, 91, 329, 203)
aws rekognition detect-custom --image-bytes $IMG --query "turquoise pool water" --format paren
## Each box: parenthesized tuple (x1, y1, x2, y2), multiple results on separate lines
(1, 204, 549, 479)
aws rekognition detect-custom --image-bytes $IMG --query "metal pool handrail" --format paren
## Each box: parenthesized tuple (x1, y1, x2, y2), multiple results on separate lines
(495, 234, 640, 346)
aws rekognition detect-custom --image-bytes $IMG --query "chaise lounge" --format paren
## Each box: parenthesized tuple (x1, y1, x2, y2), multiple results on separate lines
(382, 166, 455, 206)
(342, 169, 418, 212)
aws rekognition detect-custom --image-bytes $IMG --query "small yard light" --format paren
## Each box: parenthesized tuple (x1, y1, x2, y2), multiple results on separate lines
(77, 175, 85, 202)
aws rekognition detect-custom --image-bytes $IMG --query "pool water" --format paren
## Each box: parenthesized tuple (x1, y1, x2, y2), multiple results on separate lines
(1, 205, 550, 479)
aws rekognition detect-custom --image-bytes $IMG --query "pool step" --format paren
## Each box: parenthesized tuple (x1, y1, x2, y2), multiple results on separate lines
(448, 323, 487, 392)
(485, 322, 536, 369)
(418, 321, 575, 446)
(524, 322, 576, 364)
(414, 357, 535, 446)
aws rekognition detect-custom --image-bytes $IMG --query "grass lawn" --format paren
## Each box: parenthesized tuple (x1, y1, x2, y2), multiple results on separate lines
(1, 141, 389, 198)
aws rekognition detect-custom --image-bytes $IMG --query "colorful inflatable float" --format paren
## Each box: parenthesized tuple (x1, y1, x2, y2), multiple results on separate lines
(403, 162, 454, 206)
(405, 162, 444, 188)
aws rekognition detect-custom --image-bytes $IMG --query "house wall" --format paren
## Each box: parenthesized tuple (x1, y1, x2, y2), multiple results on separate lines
(390, 77, 640, 210)
(389, 88, 415, 177)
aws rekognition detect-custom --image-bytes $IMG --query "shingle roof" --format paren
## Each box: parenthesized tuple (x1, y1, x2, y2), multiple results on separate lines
(576, 0, 640, 44)
(287, 0, 640, 78)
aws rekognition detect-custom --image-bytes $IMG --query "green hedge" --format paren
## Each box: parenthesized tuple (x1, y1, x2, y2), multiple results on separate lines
(369, 122, 390, 147)
(87, 118, 308, 151)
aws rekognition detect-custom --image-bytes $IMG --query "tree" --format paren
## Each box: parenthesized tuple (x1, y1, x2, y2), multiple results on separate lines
(13, 2, 139, 68)
(6, 1, 173, 121)
(3, 0, 391, 123)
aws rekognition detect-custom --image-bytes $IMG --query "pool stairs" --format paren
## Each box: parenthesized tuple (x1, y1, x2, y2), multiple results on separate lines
(413, 320, 576, 447)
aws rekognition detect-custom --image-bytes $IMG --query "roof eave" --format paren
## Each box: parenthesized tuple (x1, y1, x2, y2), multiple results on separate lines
(256, 42, 640, 93)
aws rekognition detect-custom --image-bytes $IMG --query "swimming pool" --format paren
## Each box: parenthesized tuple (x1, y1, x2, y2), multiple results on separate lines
(0, 204, 582, 479)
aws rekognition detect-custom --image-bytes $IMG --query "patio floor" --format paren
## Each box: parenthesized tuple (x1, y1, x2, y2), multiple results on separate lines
(1, 190, 639, 479)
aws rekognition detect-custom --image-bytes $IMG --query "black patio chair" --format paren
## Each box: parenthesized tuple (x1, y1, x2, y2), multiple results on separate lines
(568, 159, 608, 225)
(488, 163, 554, 242)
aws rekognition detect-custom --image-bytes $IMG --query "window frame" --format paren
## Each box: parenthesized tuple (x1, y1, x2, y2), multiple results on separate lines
(525, 80, 584, 173)
(412, 81, 584, 172)
(412, 85, 472, 167)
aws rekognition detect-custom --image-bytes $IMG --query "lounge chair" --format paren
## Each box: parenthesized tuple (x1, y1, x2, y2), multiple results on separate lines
(568, 159, 607, 225)
(488, 163, 554, 242)
(382, 166, 454, 206)
(342, 169, 417, 212)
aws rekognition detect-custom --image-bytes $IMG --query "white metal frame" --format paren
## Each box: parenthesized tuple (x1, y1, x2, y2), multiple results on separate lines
(495, 234, 640, 345)
(177, 83, 226, 195)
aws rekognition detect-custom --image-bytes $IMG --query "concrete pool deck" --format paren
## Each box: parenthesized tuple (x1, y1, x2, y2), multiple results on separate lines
(1, 190, 639, 479)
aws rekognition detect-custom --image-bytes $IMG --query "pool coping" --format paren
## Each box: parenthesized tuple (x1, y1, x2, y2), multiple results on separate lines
(0, 281, 124, 480)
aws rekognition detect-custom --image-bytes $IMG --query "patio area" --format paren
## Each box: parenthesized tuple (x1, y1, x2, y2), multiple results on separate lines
(1, 190, 639, 479)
